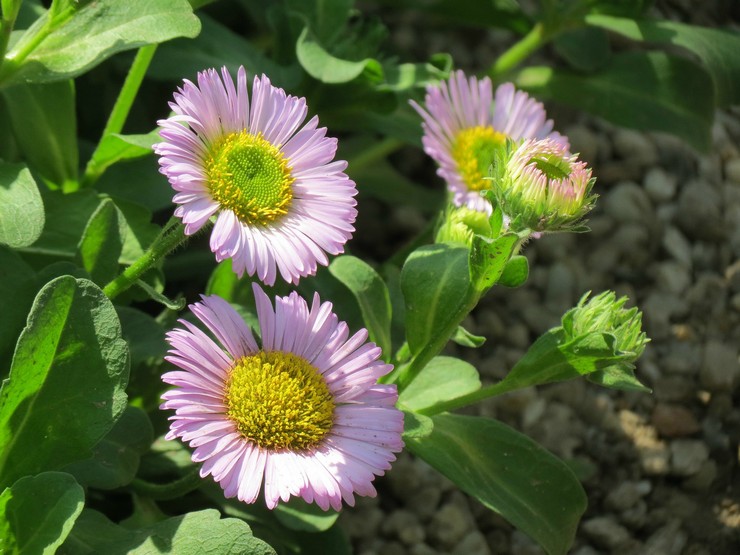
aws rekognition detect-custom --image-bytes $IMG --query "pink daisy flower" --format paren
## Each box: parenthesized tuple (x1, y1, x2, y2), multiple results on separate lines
(161, 284, 404, 511)
(154, 66, 357, 285)
(410, 70, 568, 213)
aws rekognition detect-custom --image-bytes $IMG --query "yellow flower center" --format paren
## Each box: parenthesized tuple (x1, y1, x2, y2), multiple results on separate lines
(452, 126, 506, 192)
(225, 351, 335, 451)
(205, 132, 294, 225)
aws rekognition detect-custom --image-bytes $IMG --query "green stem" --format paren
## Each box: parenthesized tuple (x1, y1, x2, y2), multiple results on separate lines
(348, 137, 404, 173)
(1, 5, 76, 80)
(130, 467, 202, 501)
(103, 217, 189, 300)
(389, 286, 480, 391)
(82, 44, 157, 188)
(418, 379, 522, 416)
(489, 22, 548, 78)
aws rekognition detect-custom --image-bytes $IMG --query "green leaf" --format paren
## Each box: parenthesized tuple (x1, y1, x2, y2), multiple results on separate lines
(407, 414, 587, 555)
(374, 54, 452, 92)
(469, 233, 519, 293)
(0, 276, 129, 489)
(63, 406, 153, 490)
(451, 325, 486, 348)
(586, 362, 650, 392)
(554, 26, 611, 72)
(0, 471, 84, 555)
(0, 163, 45, 248)
(401, 411, 433, 440)
(113, 198, 159, 265)
(296, 26, 378, 84)
(498, 255, 529, 287)
(0, 247, 38, 377)
(2, 0, 201, 85)
(398, 356, 481, 412)
(586, 14, 740, 106)
(62, 508, 276, 555)
(285, 0, 353, 44)
(401, 244, 470, 356)
(514, 51, 715, 151)
(149, 13, 299, 89)
(96, 157, 173, 213)
(75, 199, 125, 286)
(84, 131, 159, 184)
(1, 80, 78, 190)
(116, 307, 167, 367)
(329, 255, 392, 357)
(23, 189, 100, 259)
(274, 497, 339, 533)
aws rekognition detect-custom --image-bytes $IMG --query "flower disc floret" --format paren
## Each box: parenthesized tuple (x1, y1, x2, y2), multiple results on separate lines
(154, 66, 358, 286)
(161, 285, 404, 511)
(410, 70, 568, 214)
(205, 132, 294, 225)
(225, 351, 334, 451)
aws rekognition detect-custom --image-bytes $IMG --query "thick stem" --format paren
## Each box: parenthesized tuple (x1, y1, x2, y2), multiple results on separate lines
(0, 0, 21, 72)
(130, 467, 202, 501)
(489, 22, 547, 78)
(103, 218, 188, 300)
(82, 44, 158, 187)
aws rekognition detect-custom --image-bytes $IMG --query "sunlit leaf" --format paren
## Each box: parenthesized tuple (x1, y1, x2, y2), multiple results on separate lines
(0, 163, 45, 248)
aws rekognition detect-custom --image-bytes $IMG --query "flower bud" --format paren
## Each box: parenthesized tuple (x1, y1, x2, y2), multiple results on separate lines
(435, 205, 492, 246)
(493, 138, 596, 233)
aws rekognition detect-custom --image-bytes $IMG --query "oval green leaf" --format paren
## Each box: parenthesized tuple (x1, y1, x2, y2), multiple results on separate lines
(0, 163, 45, 248)
(398, 356, 481, 412)
(0, 276, 129, 489)
(407, 414, 587, 555)
(0, 471, 84, 555)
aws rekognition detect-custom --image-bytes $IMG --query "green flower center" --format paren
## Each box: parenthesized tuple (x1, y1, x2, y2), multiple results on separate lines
(530, 154, 570, 180)
(225, 351, 335, 451)
(205, 132, 294, 225)
(452, 126, 506, 191)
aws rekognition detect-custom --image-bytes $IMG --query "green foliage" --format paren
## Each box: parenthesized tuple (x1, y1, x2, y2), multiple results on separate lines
(407, 414, 587, 555)
(587, 14, 740, 107)
(1, 80, 78, 190)
(0, 163, 45, 249)
(0, 471, 84, 555)
(398, 356, 481, 411)
(0, 247, 38, 376)
(469, 232, 520, 293)
(61, 508, 276, 555)
(515, 51, 715, 152)
(0, 0, 201, 85)
(329, 255, 393, 357)
(0, 276, 129, 489)
(401, 244, 471, 356)
(75, 199, 126, 286)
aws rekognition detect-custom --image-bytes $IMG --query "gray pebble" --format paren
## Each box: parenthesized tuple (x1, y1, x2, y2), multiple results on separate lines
(725, 157, 740, 184)
(644, 167, 677, 202)
(700, 339, 739, 392)
(605, 480, 652, 512)
(654, 260, 691, 295)
(429, 502, 474, 548)
(612, 129, 658, 166)
(382, 509, 426, 546)
(581, 516, 632, 550)
(604, 181, 653, 223)
(676, 180, 725, 241)
(670, 439, 709, 476)
(662, 226, 693, 268)
(452, 531, 491, 555)
(639, 519, 687, 555)
(544, 261, 576, 313)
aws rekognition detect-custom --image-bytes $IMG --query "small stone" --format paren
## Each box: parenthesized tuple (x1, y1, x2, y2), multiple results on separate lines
(387, 455, 423, 498)
(510, 530, 544, 555)
(408, 486, 443, 521)
(639, 519, 688, 555)
(653, 376, 695, 403)
(651, 404, 700, 437)
(654, 261, 691, 295)
(683, 459, 718, 492)
(565, 125, 599, 164)
(644, 167, 677, 202)
(572, 547, 600, 555)
(342, 507, 384, 540)
(670, 439, 709, 476)
(620, 499, 648, 530)
(725, 157, 740, 184)
(662, 226, 693, 268)
(452, 531, 492, 555)
(605, 480, 652, 512)
(676, 180, 725, 241)
(701, 340, 740, 392)
(613, 129, 658, 165)
(382, 509, 426, 546)
(544, 261, 576, 313)
(429, 502, 473, 548)
(410, 544, 438, 555)
(581, 516, 632, 550)
(603, 181, 653, 223)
